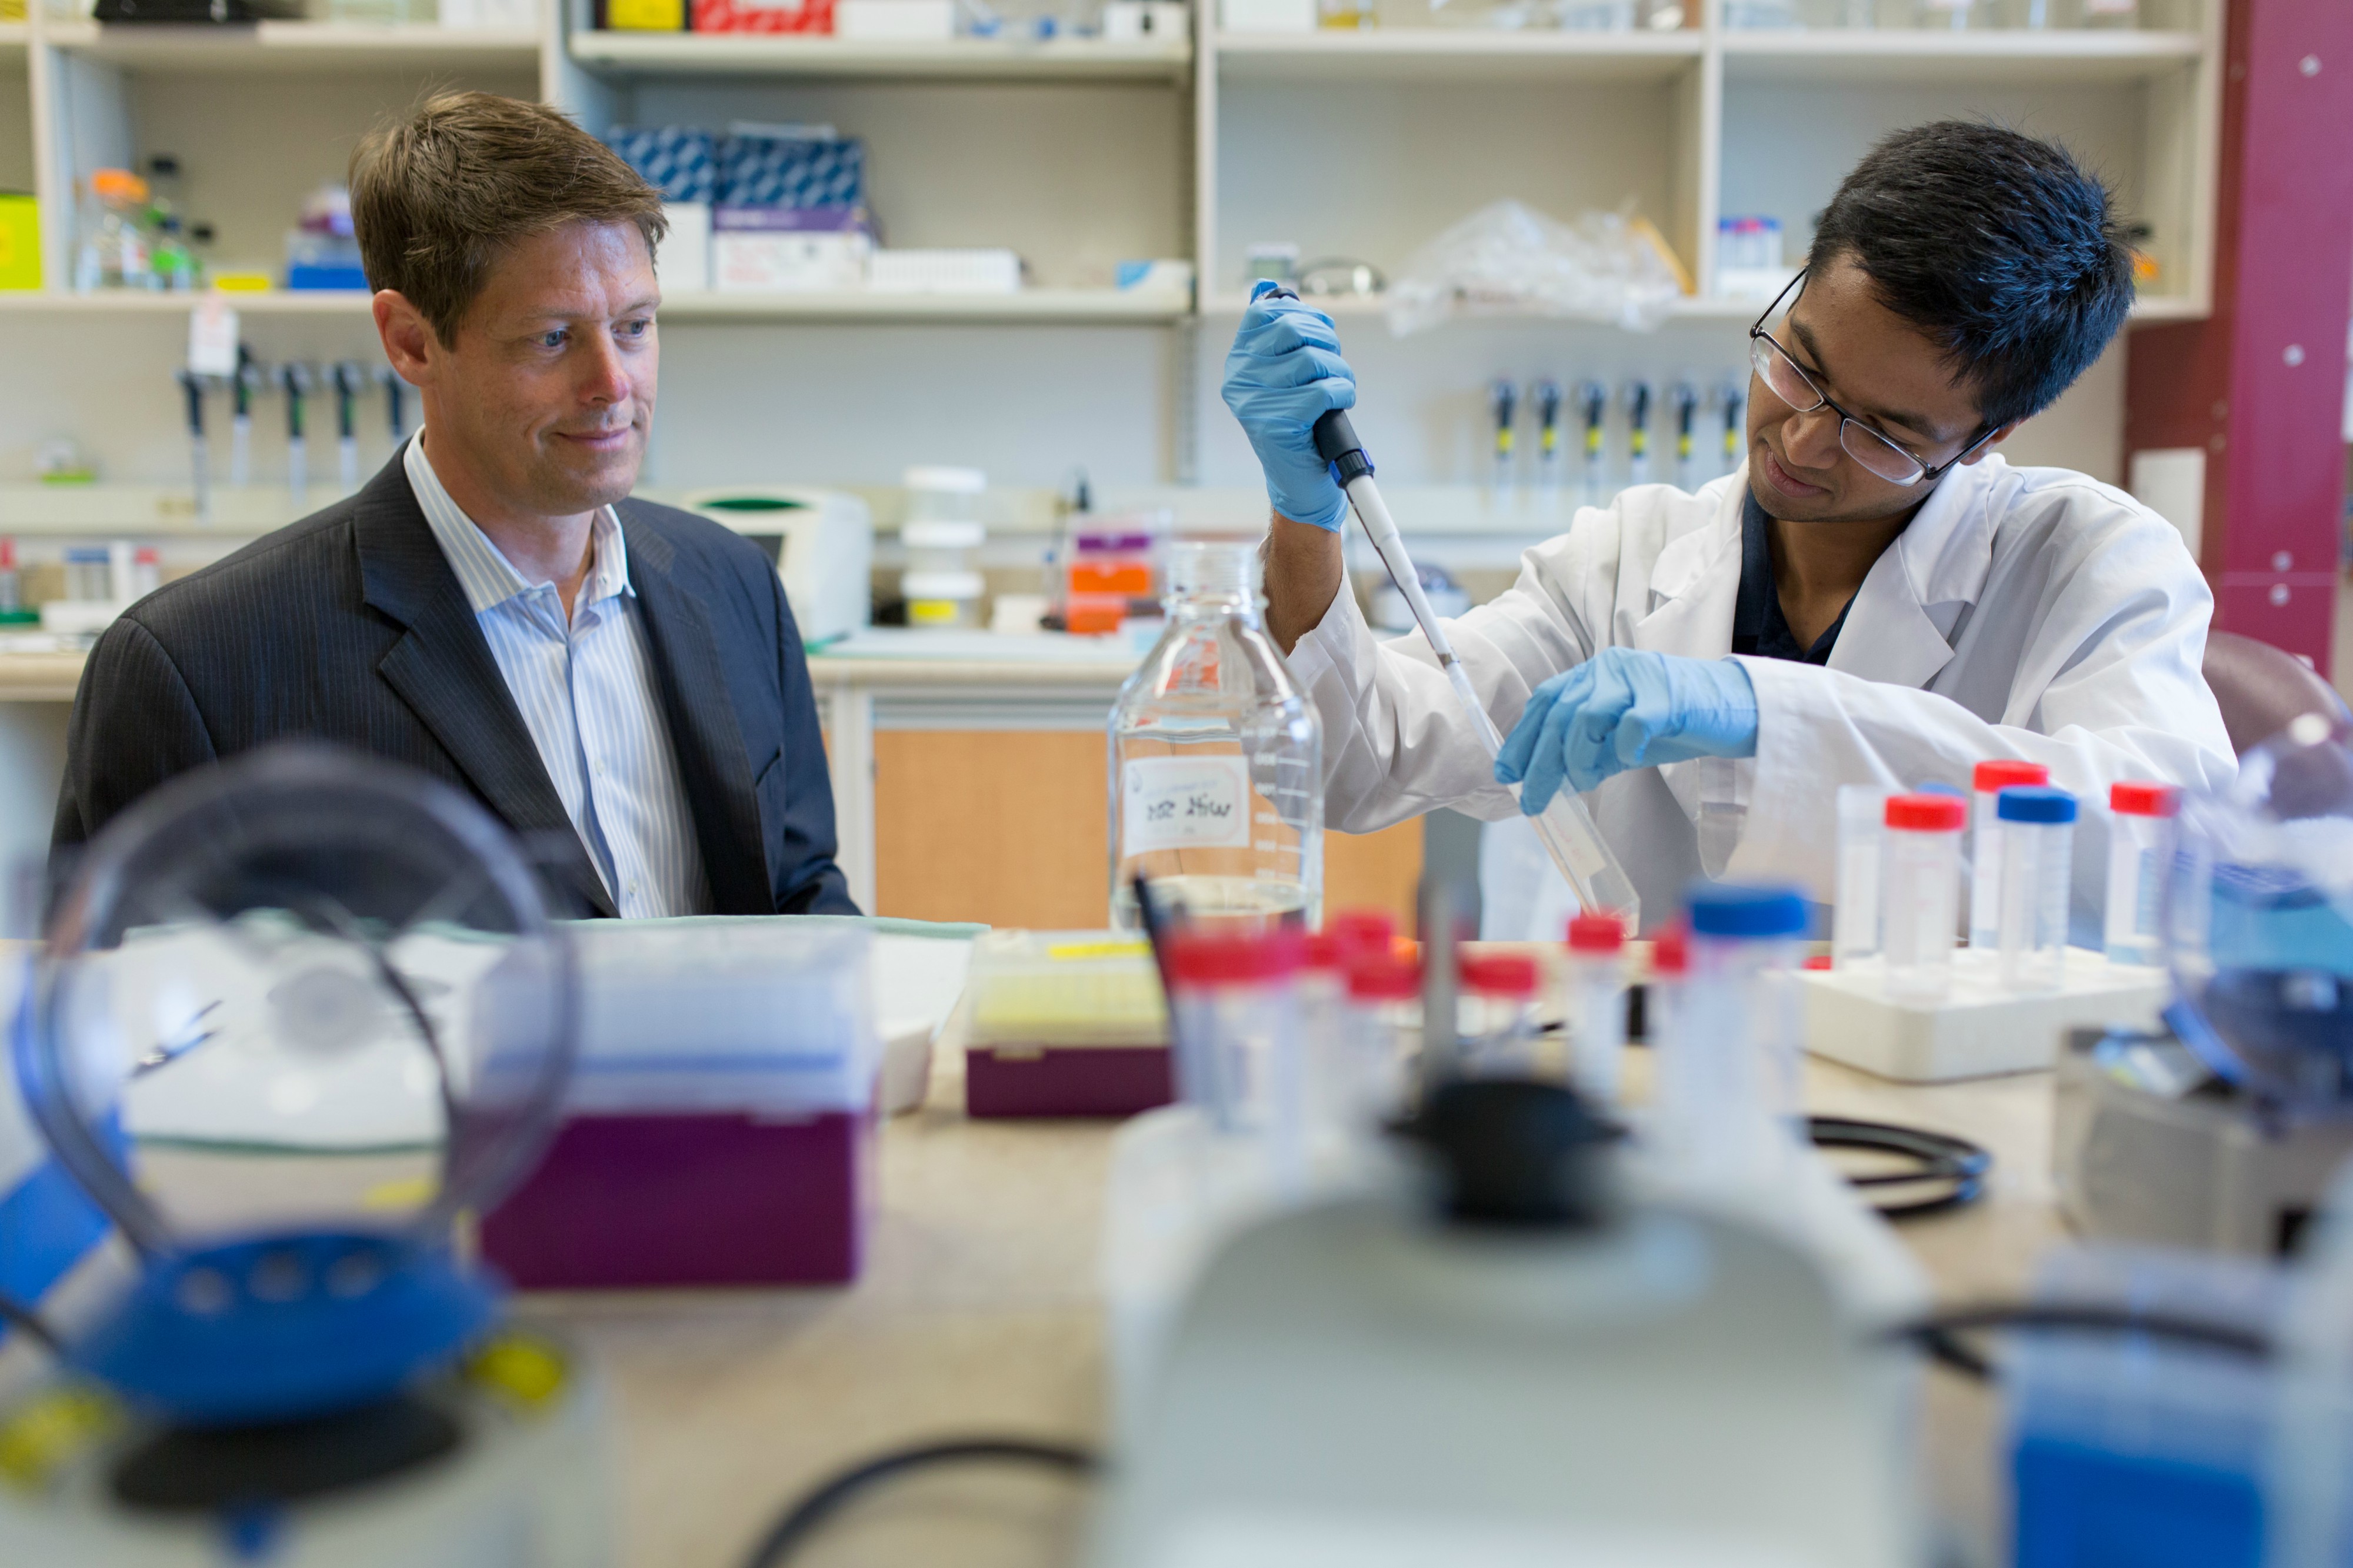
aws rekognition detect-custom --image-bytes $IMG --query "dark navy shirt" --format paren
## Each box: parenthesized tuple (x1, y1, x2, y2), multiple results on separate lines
(1731, 489, 1855, 665)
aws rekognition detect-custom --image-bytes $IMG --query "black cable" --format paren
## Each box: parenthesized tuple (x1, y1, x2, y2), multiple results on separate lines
(1888, 1303, 2274, 1383)
(740, 1438, 1098, 1568)
(1807, 1116, 1992, 1220)
(0, 1289, 64, 1357)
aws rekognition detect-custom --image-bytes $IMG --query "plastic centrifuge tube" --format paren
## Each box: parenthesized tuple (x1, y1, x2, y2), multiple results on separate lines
(1881, 792, 1965, 1002)
(1564, 912, 1627, 1106)
(1657, 886, 1807, 1179)
(1459, 952, 1542, 1077)
(2104, 781, 2181, 967)
(1832, 783, 1890, 968)
(1166, 928, 1308, 1189)
(1968, 759, 2049, 952)
(1996, 786, 2075, 993)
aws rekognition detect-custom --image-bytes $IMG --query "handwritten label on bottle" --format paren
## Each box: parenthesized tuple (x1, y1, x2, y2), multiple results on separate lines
(1122, 755, 1252, 857)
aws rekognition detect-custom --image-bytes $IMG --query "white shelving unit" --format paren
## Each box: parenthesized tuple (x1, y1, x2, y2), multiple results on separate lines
(0, 0, 2224, 491)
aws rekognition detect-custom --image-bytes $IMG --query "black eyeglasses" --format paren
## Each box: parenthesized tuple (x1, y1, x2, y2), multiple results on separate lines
(1748, 271, 1995, 488)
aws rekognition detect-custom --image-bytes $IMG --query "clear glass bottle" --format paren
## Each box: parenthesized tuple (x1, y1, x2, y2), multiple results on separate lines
(1109, 541, 1323, 932)
(74, 169, 154, 294)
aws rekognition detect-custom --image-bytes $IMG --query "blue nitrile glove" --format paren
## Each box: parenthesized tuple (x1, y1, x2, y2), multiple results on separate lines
(1494, 647, 1759, 813)
(1222, 280, 1357, 532)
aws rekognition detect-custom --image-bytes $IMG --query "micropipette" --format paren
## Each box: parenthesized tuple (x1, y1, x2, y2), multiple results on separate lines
(1719, 381, 1746, 478)
(282, 363, 312, 510)
(1534, 378, 1563, 490)
(1575, 379, 1608, 506)
(1670, 381, 1700, 490)
(1623, 379, 1654, 487)
(1258, 288, 1639, 925)
(177, 369, 211, 525)
(331, 362, 364, 490)
(1487, 378, 1517, 491)
(378, 365, 408, 446)
(231, 345, 259, 488)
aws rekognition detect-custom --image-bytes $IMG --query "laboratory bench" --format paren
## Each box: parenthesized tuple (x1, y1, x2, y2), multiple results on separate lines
(504, 1005, 2062, 1568)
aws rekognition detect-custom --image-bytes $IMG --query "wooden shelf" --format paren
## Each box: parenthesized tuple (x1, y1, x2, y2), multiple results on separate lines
(1719, 27, 2205, 83)
(39, 19, 542, 72)
(568, 29, 1192, 82)
(1214, 26, 1702, 84)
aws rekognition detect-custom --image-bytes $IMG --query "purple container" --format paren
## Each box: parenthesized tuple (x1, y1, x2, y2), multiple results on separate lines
(1074, 531, 1157, 555)
(965, 1046, 1172, 1119)
(479, 1110, 871, 1289)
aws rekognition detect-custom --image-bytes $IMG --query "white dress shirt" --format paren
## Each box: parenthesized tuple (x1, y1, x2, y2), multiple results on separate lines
(406, 438, 712, 919)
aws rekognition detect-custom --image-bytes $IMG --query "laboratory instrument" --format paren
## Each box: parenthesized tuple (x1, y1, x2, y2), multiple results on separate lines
(1832, 783, 1890, 968)
(1108, 541, 1324, 932)
(1562, 910, 1627, 1106)
(898, 465, 987, 629)
(1968, 758, 2049, 950)
(679, 487, 874, 648)
(1997, 785, 2075, 992)
(2104, 780, 2179, 965)
(0, 744, 607, 1567)
(281, 361, 313, 510)
(1654, 883, 1807, 1180)
(330, 361, 365, 490)
(961, 928, 1171, 1118)
(1881, 792, 1965, 1002)
(1576, 378, 1608, 503)
(1487, 376, 1517, 489)
(1622, 378, 1654, 486)
(1533, 376, 1563, 488)
(1719, 379, 1747, 478)
(1670, 379, 1701, 489)
(376, 363, 408, 445)
(231, 346, 261, 487)
(1295, 373, 1642, 930)
(175, 368, 209, 524)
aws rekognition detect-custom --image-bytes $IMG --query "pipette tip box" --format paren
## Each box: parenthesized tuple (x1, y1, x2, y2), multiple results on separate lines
(1801, 949, 2169, 1083)
(962, 930, 1174, 1119)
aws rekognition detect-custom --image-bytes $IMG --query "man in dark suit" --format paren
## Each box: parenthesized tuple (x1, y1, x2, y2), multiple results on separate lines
(54, 92, 856, 918)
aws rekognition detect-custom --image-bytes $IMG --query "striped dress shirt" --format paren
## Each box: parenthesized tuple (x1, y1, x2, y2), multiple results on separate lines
(405, 438, 712, 918)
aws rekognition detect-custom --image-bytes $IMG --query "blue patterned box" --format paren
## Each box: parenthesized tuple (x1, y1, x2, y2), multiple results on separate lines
(605, 125, 716, 205)
(717, 134, 866, 209)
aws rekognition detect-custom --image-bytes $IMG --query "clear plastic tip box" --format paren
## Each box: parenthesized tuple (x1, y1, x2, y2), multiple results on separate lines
(481, 919, 878, 1289)
(961, 931, 1172, 1118)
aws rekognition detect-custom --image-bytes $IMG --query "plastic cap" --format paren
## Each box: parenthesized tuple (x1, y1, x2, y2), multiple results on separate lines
(92, 169, 148, 201)
(1803, 954, 1834, 971)
(1650, 922, 1689, 976)
(1884, 793, 1967, 832)
(2111, 781, 2182, 818)
(1166, 929, 1305, 986)
(1459, 953, 1539, 998)
(1974, 759, 2051, 793)
(1566, 912, 1625, 953)
(1996, 785, 2078, 825)
(1328, 909, 1397, 955)
(1345, 954, 1421, 1002)
(1685, 882, 1808, 939)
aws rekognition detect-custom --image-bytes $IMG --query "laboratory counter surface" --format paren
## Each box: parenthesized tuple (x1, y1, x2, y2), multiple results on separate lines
(508, 1035, 2064, 1568)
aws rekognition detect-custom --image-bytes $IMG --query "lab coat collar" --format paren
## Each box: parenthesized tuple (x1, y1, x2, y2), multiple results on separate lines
(1822, 455, 2005, 689)
(1629, 476, 1746, 657)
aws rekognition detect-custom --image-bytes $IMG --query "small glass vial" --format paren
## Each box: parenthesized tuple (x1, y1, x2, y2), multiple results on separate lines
(1833, 783, 1891, 969)
(1657, 886, 1807, 1179)
(1166, 929, 1307, 1192)
(1969, 759, 2051, 953)
(1564, 912, 1628, 1108)
(1882, 793, 1966, 1003)
(2104, 781, 2181, 967)
(1997, 786, 2077, 993)
(64, 546, 111, 603)
(1109, 542, 1323, 932)
(1458, 953, 1542, 1079)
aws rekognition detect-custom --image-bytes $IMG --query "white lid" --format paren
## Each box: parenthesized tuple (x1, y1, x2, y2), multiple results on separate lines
(902, 465, 987, 495)
(901, 519, 988, 549)
(901, 569, 986, 599)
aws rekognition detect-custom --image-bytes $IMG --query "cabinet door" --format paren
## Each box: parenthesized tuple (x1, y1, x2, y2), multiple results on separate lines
(872, 729, 1421, 930)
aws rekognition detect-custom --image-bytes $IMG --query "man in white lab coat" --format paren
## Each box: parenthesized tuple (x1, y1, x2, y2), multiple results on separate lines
(1222, 121, 2234, 936)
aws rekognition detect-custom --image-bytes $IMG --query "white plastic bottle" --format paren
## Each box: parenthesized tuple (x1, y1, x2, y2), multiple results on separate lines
(1563, 912, 1628, 1107)
(1968, 759, 2051, 954)
(1165, 929, 1308, 1192)
(1655, 885, 1808, 1181)
(1996, 786, 2076, 993)
(1109, 542, 1323, 931)
(1832, 784, 1891, 969)
(2103, 781, 2180, 968)
(1881, 792, 1965, 1003)
(1458, 952, 1542, 1079)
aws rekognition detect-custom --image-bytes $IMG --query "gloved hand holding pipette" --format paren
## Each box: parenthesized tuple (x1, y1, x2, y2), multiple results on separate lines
(1221, 281, 1355, 533)
(1495, 648, 1758, 812)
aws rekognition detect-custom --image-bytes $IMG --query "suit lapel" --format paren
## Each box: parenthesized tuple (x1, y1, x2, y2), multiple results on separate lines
(352, 452, 618, 918)
(617, 504, 774, 914)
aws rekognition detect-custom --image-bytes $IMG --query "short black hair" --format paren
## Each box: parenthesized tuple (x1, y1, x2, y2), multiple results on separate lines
(1808, 121, 2134, 430)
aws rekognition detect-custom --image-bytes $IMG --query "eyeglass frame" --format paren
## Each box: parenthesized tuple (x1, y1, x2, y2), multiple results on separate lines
(1747, 269, 1998, 489)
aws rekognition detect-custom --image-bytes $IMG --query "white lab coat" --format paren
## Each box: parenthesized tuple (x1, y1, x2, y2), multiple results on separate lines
(1285, 455, 2237, 937)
